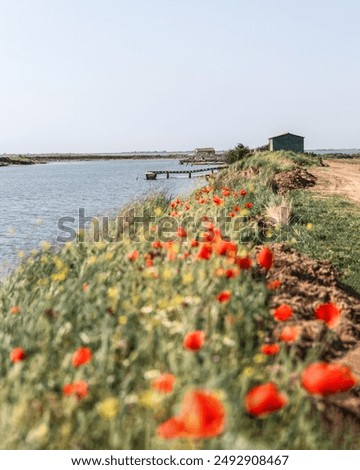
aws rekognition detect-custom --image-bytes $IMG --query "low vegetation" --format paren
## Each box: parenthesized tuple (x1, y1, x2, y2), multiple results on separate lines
(0, 155, 34, 166)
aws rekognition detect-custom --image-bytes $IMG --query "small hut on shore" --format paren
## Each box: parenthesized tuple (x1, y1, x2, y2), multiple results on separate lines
(194, 147, 216, 159)
(269, 133, 304, 153)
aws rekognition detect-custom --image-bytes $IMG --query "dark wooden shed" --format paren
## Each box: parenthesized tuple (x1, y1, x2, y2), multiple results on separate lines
(269, 132, 304, 153)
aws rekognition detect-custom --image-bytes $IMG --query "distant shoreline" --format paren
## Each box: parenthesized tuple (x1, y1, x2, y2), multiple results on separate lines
(2, 149, 360, 167)
(0, 152, 227, 166)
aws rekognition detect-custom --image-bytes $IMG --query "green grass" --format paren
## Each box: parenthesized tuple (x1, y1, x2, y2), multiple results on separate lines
(287, 191, 360, 292)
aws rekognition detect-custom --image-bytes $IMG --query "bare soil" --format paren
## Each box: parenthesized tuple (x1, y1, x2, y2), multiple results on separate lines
(310, 159, 360, 204)
(270, 168, 317, 194)
(263, 243, 360, 432)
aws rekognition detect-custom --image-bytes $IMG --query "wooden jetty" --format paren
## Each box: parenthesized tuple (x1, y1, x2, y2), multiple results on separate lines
(179, 159, 226, 166)
(145, 165, 228, 180)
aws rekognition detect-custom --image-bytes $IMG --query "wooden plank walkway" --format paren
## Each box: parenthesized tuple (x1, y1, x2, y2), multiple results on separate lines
(145, 165, 228, 180)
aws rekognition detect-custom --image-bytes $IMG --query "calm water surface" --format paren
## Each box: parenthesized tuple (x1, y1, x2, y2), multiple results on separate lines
(0, 159, 200, 273)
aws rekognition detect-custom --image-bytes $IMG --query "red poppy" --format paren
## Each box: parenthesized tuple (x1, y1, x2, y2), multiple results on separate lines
(245, 202, 253, 209)
(222, 189, 231, 197)
(190, 239, 199, 247)
(151, 373, 176, 394)
(314, 302, 341, 328)
(10, 347, 26, 363)
(196, 244, 212, 260)
(301, 362, 357, 396)
(127, 250, 139, 261)
(214, 240, 237, 257)
(244, 382, 287, 417)
(63, 380, 88, 399)
(183, 331, 205, 351)
(177, 227, 188, 238)
(229, 211, 236, 218)
(215, 267, 225, 277)
(260, 344, 280, 356)
(266, 280, 282, 290)
(225, 268, 238, 279)
(145, 258, 154, 267)
(10, 306, 21, 314)
(216, 291, 231, 303)
(257, 247, 273, 270)
(163, 240, 174, 250)
(240, 189, 247, 196)
(157, 390, 225, 439)
(212, 196, 224, 206)
(151, 241, 163, 249)
(72, 347, 92, 367)
(273, 304, 293, 321)
(234, 256, 252, 269)
(279, 325, 299, 343)
(234, 206, 241, 212)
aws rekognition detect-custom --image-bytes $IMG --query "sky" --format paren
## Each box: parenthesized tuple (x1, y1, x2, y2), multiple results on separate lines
(0, 0, 359, 153)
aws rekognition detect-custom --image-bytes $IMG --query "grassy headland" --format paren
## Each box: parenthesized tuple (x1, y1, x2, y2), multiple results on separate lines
(0, 151, 359, 449)
(0, 155, 35, 166)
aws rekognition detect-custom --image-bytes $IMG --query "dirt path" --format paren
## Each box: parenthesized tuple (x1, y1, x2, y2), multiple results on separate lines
(311, 159, 360, 204)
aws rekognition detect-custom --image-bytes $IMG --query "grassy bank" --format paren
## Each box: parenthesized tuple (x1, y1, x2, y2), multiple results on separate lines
(0, 151, 358, 449)
(289, 192, 360, 292)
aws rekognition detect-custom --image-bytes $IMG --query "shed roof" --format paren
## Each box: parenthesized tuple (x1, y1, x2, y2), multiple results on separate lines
(269, 132, 304, 140)
(195, 147, 215, 152)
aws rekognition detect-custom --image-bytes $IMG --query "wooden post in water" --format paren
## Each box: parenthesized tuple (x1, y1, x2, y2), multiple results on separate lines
(166, 172, 169, 179)
(189, 172, 192, 178)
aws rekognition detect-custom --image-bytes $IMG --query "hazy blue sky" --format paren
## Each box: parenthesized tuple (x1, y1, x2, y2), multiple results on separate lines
(1, 0, 359, 152)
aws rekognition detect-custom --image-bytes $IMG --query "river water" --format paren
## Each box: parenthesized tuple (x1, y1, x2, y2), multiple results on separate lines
(0, 159, 200, 274)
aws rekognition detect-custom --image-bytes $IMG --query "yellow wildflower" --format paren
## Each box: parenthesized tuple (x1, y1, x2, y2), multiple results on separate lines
(162, 268, 174, 280)
(96, 398, 120, 420)
(26, 423, 49, 444)
(139, 390, 162, 409)
(118, 315, 127, 325)
(51, 269, 69, 282)
(182, 272, 193, 284)
(39, 241, 51, 250)
(107, 287, 120, 301)
(243, 367, 255, 377)
(154, 207, 163, 217)
(253, 353, 266, 364)
(87, 255, 97, 265)
(53, 256, 64, 270)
